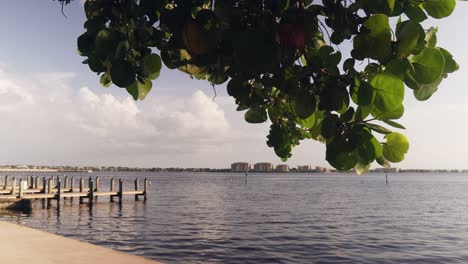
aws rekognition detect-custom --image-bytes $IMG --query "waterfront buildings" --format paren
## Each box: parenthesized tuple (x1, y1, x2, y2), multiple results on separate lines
(253, 162, 274, 172)
(298, 165, 311, 171)
(315, 166, 331, 173)
(231, 162, 251, 172)
(276, 164, 289, 172)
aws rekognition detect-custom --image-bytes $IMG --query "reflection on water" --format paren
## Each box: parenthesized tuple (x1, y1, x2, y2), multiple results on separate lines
(2, 172, 468, 263)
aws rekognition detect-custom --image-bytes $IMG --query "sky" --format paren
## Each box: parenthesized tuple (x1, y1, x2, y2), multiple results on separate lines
(0, 1, 466, 169)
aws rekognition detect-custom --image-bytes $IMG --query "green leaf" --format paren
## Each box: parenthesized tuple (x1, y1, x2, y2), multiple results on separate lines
(383, 132, 409, 163)
(294, 90, 316, 119)
(371, 137, 383, 158)
(245, 107, 267, 123)
(359, 0, 395, 15)
(354, 105, 374, 121)
(413, 77, 443, 101)
(354, 162, 370, 175)
(95, 29, 120, 59)
(372, 105, 404, 120)
(137, 79, 153, 100)
(142, 54, 162, 80)
(376, 156, 391, 168)
(367, 123, 392, 134)
(326, 140, 358, 170)
(422, 0, 456, 19)
(382, 119, 406, 129)
(110, 61, 136, 88)
(411, 47, 445, 84)
(439, 48, 459, 74)
(77, 32, 94, 56)
(425, 27, 438, 48)
(353, 14, 392, 61)
(100, 72, 112, 87)
(405, 4, 428, 23)
(371, 73, 405, 113)
(126, 82, 139, 101)
(351, 79, 374, 106)
(297, 114, 315, 129)
(396, 21, 423, 58)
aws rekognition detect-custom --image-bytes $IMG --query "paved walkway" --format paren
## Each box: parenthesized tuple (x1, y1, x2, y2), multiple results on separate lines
(0, 221, 163, 264)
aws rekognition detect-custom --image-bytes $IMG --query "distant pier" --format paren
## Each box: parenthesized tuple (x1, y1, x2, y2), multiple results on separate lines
(0, 175, 148, 210)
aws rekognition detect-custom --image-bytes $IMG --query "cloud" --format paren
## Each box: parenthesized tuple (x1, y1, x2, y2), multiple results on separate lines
(0, 68, 235, 166)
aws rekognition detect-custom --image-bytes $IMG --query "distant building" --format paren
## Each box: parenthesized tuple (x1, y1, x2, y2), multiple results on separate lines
(276, 164, 289, 172)
(315, 166, 331, 173)
(298, 165, 311, 171)
(373, 167, 400, 173)
(254, 162, 273, 172)
(231, 162, 250, 172)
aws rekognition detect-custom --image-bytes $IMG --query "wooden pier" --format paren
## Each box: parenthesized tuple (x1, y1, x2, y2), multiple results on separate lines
(0, 176, 149, 210)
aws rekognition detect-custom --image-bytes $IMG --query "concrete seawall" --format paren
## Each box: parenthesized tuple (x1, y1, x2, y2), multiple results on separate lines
(0, 220, 162, 264)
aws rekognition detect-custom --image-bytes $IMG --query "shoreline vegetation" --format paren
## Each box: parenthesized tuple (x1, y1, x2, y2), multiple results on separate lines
(0, 220, 161, 264)
(0, 165, 466, 174)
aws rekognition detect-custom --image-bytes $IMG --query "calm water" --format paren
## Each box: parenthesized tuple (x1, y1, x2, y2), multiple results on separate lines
(1, 172, 468, 263)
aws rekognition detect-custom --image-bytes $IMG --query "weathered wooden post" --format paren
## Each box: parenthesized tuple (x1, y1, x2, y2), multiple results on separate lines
(79, 178, 84, 204)
(70, 176, 75, 192)
(19, 179, 24, 198)
(64, 176, 69, 191)
(3, 175, 8, 190)
(47, 178, 52, 209)
(89, 179, 94, 204)
(11, 177, 16, 196)
(118, 179, 123, 204)
(57, 179, 62, 205)
(35, 176, 40, 190)
(144, 178, 148, 201)
(134, 178, 139, 201)
(95, 176, 99, 202)
(29, 176, 34, 189)
(110, 178, 115, 202)
(42, 177, 47, 193)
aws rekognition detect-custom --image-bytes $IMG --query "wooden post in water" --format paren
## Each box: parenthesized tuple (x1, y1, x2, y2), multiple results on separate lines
(64, 176, 69, 191)
(134, 178, 139, 201)
(35, 176, 39, 190)
(110, 178, 115, 202)
(3, 175, 8, 190)
(79, 178, 84, 204)
(11, 177, 16, 196)
(57, 179, 62, 206)
(19, 179, 24, 198)
(95, 176, 99, 202)
(386, 173, 388, 185)
(47, 178, 52, 208)
(144, 178, 148, 201)
(118, 179, 123, 204)
(70, 177, 75, 192)
(89, 179, 94, 204)
(42, 177, 47, 193)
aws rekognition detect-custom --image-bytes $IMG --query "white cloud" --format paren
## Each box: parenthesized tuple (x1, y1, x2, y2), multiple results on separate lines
(0, 69, 237, 167)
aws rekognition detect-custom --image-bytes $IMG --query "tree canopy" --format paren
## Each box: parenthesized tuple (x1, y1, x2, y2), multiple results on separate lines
(67, 0, 459, 173)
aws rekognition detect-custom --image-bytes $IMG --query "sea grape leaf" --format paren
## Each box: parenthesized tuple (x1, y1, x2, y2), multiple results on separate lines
(245, 107, 267, 123)
(396, 21, 423, 58)
(372, 105, 404, 120)
(142, 54, 162, 80)
(413, 77, 443, 101)
(383, 132, 409, 163)
(371, 73, 404, 113)
(353, 14, 392, 61)
(439, 48, 459, 74)
(411, 47, 445, 84)
(366, 123, 392, 134)
(422, 0, 456, 19)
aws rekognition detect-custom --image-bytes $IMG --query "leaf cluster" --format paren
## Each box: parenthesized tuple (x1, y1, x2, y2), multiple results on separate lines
(77, 0, 459, 173)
